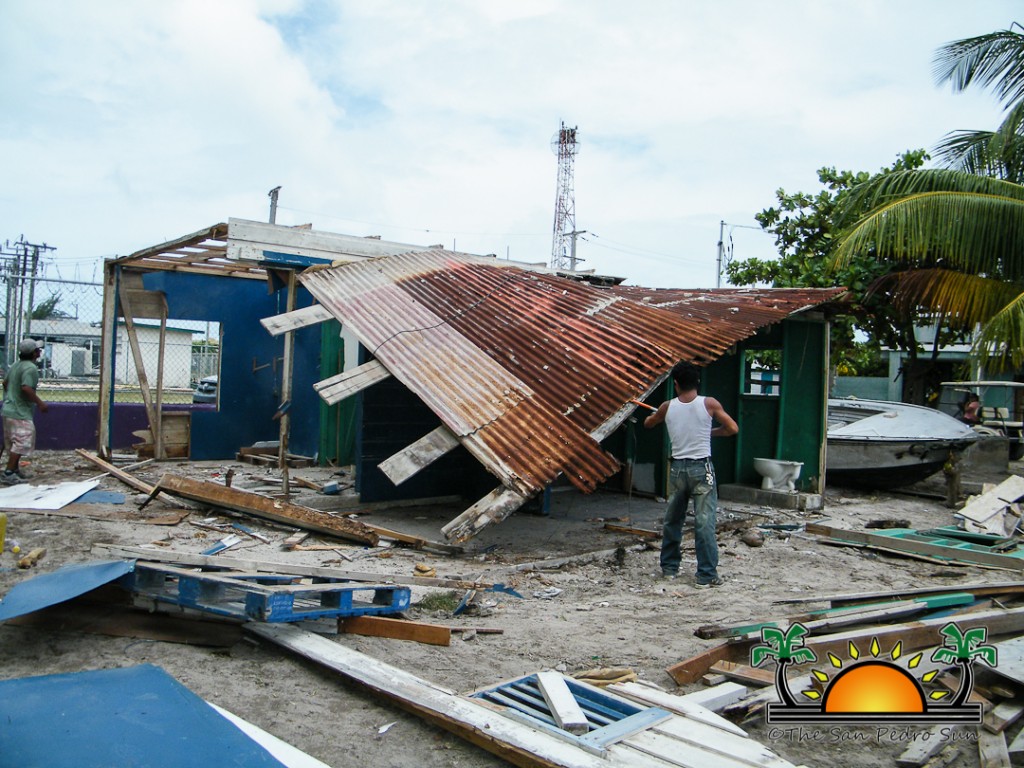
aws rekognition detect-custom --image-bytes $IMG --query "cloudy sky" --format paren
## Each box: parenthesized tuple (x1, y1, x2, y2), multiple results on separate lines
(2, 1, 1019, 290)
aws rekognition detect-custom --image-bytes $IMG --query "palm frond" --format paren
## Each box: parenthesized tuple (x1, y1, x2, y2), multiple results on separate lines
(971, 291, 1024, 370)
(870, 270, 1022, 327)
(833, 190, 1024, 277)
(933, 29, 1024, 108)
(935, 101, 1024, 182)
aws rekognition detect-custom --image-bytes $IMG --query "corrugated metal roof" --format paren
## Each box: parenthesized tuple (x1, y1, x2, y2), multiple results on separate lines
(300, 250, 846, 497)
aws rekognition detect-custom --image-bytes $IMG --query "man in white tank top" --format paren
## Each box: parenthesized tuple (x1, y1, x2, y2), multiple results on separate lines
(643, 361, 738, 586)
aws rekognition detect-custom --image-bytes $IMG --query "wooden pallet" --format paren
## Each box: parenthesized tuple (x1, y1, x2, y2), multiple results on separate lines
(120, 562, 410, 622)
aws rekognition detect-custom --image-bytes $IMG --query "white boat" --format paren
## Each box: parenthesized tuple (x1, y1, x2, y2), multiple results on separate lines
(827, 398, 979, 489)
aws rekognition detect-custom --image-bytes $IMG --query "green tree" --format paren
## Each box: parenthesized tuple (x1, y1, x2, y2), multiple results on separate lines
(726, 151, 948, 381)
(31, 293, 70, 319)
(833, 25, 1024, 373)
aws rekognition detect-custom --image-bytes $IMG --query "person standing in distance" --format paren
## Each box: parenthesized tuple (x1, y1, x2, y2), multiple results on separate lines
(643, 361, 738, 586)
(1, 338, 48, 484)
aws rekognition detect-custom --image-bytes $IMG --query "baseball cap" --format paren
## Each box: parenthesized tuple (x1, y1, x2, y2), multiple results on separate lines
(18, 338, 41, 354)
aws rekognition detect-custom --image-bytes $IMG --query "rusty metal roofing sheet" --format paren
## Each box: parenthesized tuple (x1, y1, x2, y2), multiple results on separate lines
(300, 251, 844, 496)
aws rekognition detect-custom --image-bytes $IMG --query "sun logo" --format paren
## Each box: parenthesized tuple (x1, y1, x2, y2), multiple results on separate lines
(751, 622, 995, 725)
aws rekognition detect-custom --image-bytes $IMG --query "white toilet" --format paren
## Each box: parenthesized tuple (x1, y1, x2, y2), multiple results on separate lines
(753, 457, 804, 491)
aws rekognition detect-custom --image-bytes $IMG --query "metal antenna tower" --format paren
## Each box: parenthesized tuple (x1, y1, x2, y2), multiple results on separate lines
(550, 122, 580, 271)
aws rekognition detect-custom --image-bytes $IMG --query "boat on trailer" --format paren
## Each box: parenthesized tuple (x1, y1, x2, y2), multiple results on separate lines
(827, 398, 979, 489)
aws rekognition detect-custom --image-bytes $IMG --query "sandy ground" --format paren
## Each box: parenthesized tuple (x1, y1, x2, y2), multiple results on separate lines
(1, 450, 1021, 768)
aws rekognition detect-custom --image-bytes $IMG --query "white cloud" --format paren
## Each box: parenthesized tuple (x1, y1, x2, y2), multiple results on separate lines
(1, 0, 1017, 288)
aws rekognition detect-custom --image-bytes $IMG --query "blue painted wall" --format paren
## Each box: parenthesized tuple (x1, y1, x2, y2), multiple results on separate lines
(136, 270, 322, 460)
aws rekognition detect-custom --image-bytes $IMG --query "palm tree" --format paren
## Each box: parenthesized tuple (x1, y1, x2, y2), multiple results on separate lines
(833, 25, 1024, 372)
(930, 623, 997, 707)
(751, 623, 817, 707)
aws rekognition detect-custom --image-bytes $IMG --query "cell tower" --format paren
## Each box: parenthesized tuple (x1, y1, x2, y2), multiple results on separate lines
(550, 122, 580, 271)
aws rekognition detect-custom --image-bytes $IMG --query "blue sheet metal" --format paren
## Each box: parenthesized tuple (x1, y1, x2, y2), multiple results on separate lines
(0, 559, 135, 622)
(74, 489, 126, 504)
(0, 664, 287, 767)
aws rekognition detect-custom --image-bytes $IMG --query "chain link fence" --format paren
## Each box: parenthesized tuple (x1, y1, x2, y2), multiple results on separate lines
(1, 271, 220, 405)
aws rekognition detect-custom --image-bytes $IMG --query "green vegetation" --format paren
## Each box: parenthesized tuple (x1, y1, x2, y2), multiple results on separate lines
(415, 590, 461, 614)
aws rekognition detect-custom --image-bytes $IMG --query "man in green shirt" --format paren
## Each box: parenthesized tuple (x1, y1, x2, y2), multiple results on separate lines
(2, 338, 48, 484)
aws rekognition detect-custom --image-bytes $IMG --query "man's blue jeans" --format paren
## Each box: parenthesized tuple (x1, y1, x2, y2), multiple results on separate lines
(660, 457, 719, 582)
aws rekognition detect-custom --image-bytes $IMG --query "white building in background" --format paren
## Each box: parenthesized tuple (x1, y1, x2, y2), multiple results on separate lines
(113, 322, 196, 388)
(11, 317, 201, 387)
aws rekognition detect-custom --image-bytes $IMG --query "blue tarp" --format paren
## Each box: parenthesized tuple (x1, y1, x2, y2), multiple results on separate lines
(0, 664, 287, 767)
(0, 559, 135, 622)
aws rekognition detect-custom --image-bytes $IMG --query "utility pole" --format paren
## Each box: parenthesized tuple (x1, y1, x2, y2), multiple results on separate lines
(0, 237, 54, 367)
(568, 229, 587, 271)
(715, 220, 726, 288)
(268, 186, 281, 224)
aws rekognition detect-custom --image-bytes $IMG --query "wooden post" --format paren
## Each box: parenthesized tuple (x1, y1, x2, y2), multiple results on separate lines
(278, 271, 297, 494)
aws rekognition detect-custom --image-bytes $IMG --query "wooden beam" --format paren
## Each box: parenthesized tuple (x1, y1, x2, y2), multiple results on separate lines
(338, 616, 451, 646)
(666, 605, 1024, 686)
(74, 450, 185, 508)
(246, 623, 616, 768)
(260, 304, 333, 336)
(153, 474, 379, 546)
(441, 486, 531, 544)
(314, 360, 391, 405)
(379, 426, 460, 486)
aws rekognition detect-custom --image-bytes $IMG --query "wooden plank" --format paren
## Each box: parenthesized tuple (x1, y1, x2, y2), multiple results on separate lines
(774, 581, 1024, 608)
(984, 700, 1024, 734)
(74, 449, 186, 508)
(606, 682, 747, 737)
(338, 616, 451, 647)
(667, 606, 1024, 686)
(92, 544, 495, 591)
(442, 486, 531, 544)
(674, 683, 747, 712)
(536, 671, 589, 735)
(805, 523, 1024, 571)
(978, 728, 1011, 768)
(650, 717, 795, 768)
(314, 360, 392, 405)
(246, 623, 627, 768)
(619, 729, 781, 768)
(960, 476, 1024, 526)
(895, 726, 949, 767)
(1008, 722, 1024, 755)
(260, 304, 333, 336)
(379, 426, 460, 486)
(153, 474, 379, 546)
(228, 217, 426, 261)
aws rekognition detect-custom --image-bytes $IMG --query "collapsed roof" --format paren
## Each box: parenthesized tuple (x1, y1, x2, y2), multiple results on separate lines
(298, 249, 846, 542)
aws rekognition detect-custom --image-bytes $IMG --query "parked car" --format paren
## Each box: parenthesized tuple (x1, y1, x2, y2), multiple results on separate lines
(192, 375, 218, 404)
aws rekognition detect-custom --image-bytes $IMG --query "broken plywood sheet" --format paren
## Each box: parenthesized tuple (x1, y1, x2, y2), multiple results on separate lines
(0, 479, 100, 511)
(249, 623, 799, 768)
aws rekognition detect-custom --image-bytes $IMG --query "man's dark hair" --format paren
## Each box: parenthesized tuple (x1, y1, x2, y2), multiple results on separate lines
(671, 361, 701, 391)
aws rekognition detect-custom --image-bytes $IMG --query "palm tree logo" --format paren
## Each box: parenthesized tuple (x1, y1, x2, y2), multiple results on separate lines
(751, 624, 817, 707)
(751, 621, 993, 725)
(930, 623, 998, 707)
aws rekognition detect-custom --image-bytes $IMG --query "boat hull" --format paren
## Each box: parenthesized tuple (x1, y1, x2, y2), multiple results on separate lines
(826, 398, 978, 489)
(826, 437, 967, 489)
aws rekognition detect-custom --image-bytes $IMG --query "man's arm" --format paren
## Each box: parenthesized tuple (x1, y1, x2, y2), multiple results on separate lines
(705, 396, 738, 437)
(21, 384, 48, 413)
(643, 401, 669, 429)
